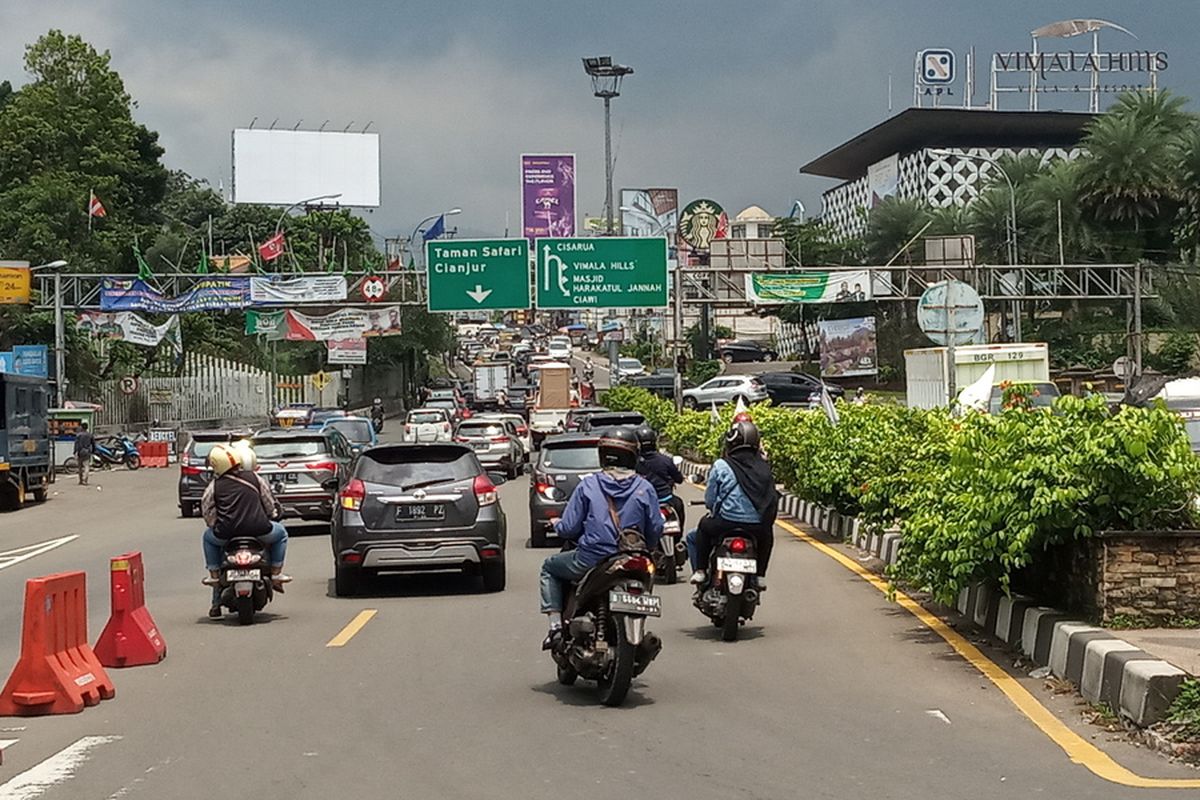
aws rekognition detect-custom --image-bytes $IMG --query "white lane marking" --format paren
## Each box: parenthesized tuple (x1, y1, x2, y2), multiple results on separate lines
(0, 740, 17, 751)
(925, 709, 952, 725)
(0, 536, 79, 573)
(0, 735, 121, 800)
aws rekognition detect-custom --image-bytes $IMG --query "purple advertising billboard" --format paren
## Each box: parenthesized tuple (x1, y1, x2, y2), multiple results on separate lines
(521, 154, 576, 241)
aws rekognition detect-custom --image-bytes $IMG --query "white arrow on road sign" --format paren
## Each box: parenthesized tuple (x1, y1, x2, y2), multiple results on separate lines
(466, 285, 493, 304)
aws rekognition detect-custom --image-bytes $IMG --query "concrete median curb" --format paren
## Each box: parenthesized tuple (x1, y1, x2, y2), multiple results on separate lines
(676, 456, 1194, 730)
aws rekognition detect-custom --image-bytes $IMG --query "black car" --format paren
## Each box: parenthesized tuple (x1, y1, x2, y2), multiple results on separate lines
(178, 430, 243, 518)
(564, 406, 610, 432)
(717, 340, 779, 364)
(330, 443, 508, 595)
(757, 371, 845, 406)
(625, 370, 692, 399)
(528, 433, 600, 547)
(577, 411, 646, 433)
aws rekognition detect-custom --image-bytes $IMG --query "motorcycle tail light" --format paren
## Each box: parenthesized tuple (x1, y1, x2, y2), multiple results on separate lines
(625, 584, 644, 596)
(234, 550, 254, 566)
(340, 478, 366, 510)
(624, 555, 654, 575)
(730, 537, 749, 554)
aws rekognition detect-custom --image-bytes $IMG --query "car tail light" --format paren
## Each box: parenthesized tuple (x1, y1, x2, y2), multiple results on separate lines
(461, 409, 473, 419)
(491, 435, 510, 443)
(181, 464, 202, 476)
(730, 537, 749, 554)
(473, 474, 498, 506)
(341, 551, 363, 565)
(340, 478, 366, 511)
(307, 461, 337, 473)
(480, 545, 502, 559)
(455, 436, 470, 443)
(516, 425, 528, 435)
(405, 424, 413, 434)
(751, 379, 765, 388)
(442, 423, 451, 433)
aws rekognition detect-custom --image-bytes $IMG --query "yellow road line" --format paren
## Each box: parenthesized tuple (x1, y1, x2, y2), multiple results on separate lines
(776, 518, 1200, 789)
(326, 609, 378, 648)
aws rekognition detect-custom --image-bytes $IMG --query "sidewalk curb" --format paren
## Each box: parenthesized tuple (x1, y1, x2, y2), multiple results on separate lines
(676, 456, 1191, 728)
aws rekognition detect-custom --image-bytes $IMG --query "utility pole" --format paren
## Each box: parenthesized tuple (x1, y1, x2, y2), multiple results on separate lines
(583, 56, 634, 235)
(54, 271, 65, 407)
(673, 264, 684, 412)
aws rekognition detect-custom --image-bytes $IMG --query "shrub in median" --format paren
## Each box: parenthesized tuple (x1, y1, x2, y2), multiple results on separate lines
(603, 386, 1200, 604)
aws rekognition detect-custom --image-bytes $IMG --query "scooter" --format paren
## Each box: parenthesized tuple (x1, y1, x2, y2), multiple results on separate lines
(202, 538, 289, 625)
(689, 504, 761, 642)
(653, 500, 685, 584)
(96, 435, 141, 470)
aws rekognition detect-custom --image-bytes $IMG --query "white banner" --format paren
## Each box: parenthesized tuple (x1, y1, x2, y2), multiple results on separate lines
(78, 311, 182, 351)
(284, 306, 403, 341)
(327, 338, 368, 365)
(250, 275, 348, 304)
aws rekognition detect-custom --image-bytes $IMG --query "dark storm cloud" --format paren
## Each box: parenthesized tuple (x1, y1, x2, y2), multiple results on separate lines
(3, 0, 1198, 237)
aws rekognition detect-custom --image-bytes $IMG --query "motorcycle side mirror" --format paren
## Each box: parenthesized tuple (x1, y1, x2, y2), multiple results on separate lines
(321, 478, 339, 492)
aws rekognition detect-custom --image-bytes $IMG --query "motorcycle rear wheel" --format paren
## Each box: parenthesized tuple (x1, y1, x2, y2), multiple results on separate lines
(236, 595, 254, 625)
(596, 617, 636, 707)
(721, 594, 742, 642)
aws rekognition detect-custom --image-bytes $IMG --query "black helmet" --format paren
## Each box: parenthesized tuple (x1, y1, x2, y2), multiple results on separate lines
(598, 427, 640, 469)
(725, 420, 760, 454)
(634, 424, 658, 454)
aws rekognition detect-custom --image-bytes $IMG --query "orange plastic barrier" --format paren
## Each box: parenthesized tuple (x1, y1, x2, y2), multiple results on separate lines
(0, 572, 115, 716)
(94, 552, 166, 668)
(136, 441, 169, 468)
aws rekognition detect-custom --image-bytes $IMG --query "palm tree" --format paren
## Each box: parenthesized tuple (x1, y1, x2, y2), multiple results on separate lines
(1174, 125, 1200, 263)
(864, 198, 931, 264)
(1024, 160, 1102, 263)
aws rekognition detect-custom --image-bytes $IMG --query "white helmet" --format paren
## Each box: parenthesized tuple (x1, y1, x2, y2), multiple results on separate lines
(232, 439, 257, 472)
(208, 443, 241, 477)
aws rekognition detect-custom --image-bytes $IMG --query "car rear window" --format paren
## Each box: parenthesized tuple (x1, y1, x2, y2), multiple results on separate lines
(356, 446, 478, 485)
(409, 411, 447, 424)
(251, 438, 330, 459)
(589, 414, 644, 427)
(188, 440, 222, 458)
(541, 443, 601, 470)
(325, 419, 374, 443)
(427, 400, 457, 412)
(458, 423, 506, 438)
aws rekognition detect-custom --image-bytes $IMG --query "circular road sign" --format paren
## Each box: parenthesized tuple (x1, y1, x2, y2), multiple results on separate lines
(361, 276, 386, 302)
(118, 375, 140, 396)
(1112, 356, 1132, 378)
(917, 280, 985, 346)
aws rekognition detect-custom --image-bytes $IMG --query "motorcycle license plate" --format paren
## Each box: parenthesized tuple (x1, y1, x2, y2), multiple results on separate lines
(717, 557, 757, 574)
(663, 521, 681, 534)
(396, 503, 445, 521)
(608, 591, 662, 617)
(227, 569, 261, 581)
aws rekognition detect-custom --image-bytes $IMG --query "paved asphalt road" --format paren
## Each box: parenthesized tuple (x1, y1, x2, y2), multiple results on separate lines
(0, 442, 1197, 798)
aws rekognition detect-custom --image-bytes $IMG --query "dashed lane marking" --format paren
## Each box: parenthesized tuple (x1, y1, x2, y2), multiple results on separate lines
(326, 609, 378, 648)
(777, 518, 1200, 789)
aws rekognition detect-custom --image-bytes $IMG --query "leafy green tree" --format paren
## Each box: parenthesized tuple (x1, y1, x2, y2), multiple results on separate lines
(770, 217, 864, 266)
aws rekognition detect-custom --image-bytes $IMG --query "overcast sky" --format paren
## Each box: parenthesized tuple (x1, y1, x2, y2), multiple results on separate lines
(4, 0, 1199, 243)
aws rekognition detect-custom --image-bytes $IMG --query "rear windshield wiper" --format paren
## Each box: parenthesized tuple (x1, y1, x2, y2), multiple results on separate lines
(265, 451, 318, 459)
(400, 477, 454, 491)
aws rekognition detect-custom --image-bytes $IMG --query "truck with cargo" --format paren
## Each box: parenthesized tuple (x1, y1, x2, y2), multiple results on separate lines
(904, 343, 1055, 410)
(0, 373, 53, 511)
(472, 362, 511, 408)
(528, 362, 573, 449)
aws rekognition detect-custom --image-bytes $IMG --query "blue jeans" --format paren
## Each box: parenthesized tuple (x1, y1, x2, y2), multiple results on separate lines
(539, 551, 590, 614)
(686, 528, 701, 571)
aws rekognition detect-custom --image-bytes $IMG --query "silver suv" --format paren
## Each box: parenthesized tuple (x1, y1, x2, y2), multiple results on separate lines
(681, 375, 769, 409)
(454, 418, 525, 479)
(250, 430, 353, 522)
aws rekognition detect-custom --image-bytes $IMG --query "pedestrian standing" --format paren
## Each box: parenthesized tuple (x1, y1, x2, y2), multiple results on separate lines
(74, 422, 95, 485)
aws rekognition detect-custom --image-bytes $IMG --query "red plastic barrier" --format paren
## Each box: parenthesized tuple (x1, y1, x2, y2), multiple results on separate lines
(94, 552, 166, 668)
(0, 572, 115, 716)
(137, 441, 168, 468)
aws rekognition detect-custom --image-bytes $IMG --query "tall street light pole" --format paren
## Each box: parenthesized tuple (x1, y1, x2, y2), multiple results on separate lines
(583, 56, 634, 236)
(274, 193, 344, 236)
(409, 208, 462, 270)
(31, 260, 68, 406)
(930, 149, 1021, 340)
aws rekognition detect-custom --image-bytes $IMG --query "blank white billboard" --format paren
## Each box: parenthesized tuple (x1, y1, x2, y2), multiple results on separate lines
(232, 129, 380, 207)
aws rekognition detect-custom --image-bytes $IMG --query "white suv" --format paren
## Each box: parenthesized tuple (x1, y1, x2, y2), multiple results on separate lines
(681, 375, 768, 409)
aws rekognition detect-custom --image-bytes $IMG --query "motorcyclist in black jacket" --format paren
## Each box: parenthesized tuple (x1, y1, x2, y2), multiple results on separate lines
(635, 425, 686, 526)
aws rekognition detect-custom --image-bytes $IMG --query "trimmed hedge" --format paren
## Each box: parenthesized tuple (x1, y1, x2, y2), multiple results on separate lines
(601, 386, 1200, 604)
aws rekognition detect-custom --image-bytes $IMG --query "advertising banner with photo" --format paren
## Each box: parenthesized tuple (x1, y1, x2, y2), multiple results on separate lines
(818, 316, 878, 378)
(866, 153, 899, 208)
(521, 154, 576, 241)
(282, 306, 403, 341)
(745, 271, 873, 304)
(327, 338, 368, 365)
(78, 311, 183, 351)
(249, 275, 347, 305)
(620, 188, 679, 239)
(101, 277, 250, 312)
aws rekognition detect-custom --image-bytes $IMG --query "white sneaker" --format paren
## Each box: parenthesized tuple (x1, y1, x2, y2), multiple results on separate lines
(689, 570, 707, 585)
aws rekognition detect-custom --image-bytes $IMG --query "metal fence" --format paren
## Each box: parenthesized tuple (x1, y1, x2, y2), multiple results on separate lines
(89, 353, 342, 428)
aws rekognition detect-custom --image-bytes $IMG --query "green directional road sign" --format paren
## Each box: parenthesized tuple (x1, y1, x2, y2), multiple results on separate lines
(535, 237, 668, 309)
(425, 238, 531, 312)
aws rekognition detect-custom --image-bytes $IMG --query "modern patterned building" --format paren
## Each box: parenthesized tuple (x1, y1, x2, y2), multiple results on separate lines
(800, 108, 1094, 239)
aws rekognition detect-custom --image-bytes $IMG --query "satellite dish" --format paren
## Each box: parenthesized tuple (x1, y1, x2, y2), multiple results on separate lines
(917, 280, 985, 346)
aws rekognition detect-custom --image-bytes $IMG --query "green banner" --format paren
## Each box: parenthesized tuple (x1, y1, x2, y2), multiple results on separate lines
(245, 310, 285, 339)
(744, 271, 872, 304)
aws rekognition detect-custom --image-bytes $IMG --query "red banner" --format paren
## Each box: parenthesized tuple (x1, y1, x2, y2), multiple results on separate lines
(258, 232, 286, 262)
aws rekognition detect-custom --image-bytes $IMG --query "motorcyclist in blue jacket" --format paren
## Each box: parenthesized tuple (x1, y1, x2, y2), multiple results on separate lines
(539, 427, 663, 649)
